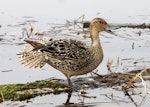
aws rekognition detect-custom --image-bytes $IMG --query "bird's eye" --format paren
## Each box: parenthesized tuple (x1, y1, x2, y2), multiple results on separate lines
(99, 21, 103, 24)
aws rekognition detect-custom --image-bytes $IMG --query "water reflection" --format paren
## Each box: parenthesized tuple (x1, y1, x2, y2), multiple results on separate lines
(56, 103, 95, 107)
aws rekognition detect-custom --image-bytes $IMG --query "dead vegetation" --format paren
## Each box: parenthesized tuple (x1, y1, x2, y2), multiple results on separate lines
(0, 67, 150, 105)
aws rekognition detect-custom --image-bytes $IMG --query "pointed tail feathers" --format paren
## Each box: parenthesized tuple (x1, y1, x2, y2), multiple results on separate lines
(18, 46, 46, 68)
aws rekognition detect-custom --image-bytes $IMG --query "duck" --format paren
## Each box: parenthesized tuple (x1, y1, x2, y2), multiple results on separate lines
(18, 17, 107, 104)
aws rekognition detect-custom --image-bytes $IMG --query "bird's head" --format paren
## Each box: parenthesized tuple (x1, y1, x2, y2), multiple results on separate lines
(89, 18, 107, 32)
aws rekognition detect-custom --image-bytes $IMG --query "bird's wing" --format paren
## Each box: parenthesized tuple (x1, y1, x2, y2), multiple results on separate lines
(41, 39, 91, 72)
(41, 39, 89, 61)
(18, 38, 90, 68)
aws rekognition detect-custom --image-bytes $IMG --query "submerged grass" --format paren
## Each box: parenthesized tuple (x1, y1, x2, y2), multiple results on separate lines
(0, 80, 68, 102)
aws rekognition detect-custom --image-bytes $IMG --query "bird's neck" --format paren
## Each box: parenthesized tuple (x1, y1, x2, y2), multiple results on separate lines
(90, 30, 100, 46)
(89, 29, 104, 70)
(90, 29, 103, 57)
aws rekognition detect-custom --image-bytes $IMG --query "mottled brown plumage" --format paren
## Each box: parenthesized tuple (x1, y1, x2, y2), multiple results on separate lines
(18, 18, 107, 104)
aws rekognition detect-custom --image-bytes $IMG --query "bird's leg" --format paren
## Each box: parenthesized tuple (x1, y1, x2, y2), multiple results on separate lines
(65, 77, 73, 105)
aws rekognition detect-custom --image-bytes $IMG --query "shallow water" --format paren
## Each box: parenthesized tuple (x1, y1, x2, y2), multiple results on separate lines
(0, 0, 150, 106)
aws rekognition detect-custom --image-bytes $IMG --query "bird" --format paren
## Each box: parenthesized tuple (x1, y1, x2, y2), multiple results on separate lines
(18, 17, 107, 104)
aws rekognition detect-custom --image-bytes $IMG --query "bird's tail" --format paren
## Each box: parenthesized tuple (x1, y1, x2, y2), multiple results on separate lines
(17, 39, 48, 68)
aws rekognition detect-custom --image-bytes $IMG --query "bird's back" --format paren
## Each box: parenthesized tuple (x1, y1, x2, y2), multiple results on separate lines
(18, 38, 96, 77)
